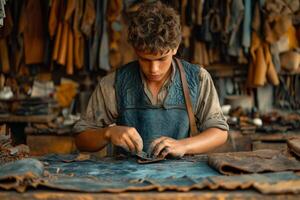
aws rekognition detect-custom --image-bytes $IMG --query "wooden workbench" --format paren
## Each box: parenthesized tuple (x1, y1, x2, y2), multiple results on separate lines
(1, 190, 299, 200)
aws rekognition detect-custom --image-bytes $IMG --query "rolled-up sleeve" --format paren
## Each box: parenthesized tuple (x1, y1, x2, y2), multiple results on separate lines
(195, 68, 229, 131)
(73, 73, 118, 133)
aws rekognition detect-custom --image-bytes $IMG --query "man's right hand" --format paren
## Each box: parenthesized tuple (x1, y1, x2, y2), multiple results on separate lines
(106, 126, 143, 154)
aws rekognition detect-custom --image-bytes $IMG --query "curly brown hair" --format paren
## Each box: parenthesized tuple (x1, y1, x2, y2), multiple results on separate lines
(127, 1, 181, 54)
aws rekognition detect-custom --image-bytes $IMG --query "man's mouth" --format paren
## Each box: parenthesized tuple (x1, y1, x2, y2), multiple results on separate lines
(148, 75, 161, 80)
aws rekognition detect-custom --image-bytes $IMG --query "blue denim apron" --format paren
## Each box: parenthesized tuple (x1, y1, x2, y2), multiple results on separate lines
(115, 59, 200, 152)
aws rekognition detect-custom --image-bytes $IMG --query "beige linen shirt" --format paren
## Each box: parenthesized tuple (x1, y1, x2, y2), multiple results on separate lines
(74, 61, 229, 133)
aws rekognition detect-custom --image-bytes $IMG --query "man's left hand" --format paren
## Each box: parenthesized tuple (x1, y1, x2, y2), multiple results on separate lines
(148, 136, 186, 158)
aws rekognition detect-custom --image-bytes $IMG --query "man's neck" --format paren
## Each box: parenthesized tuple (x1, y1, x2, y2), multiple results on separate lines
(146, 67, 172, 100)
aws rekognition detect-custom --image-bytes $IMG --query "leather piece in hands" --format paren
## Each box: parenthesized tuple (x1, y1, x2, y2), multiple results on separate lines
(208, 149, 300, 175)
(135, 151, 165, 164)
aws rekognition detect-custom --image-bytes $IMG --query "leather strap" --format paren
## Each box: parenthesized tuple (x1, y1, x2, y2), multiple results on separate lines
(174, 57, 198, 137)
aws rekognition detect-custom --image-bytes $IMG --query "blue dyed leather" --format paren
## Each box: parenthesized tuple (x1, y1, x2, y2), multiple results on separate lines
(115, 59, 200, 151)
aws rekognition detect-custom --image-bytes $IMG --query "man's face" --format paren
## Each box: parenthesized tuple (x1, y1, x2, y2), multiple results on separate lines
(135, 49, 177, 84)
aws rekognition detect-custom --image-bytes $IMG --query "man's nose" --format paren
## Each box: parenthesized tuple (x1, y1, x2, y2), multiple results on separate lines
(149, 61, 160, 73)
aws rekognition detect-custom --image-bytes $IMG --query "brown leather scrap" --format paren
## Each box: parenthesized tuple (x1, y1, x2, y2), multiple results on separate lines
(135, 151, 165, 164)
(287, 137, 300, 158)
(208, 149, 300, 175)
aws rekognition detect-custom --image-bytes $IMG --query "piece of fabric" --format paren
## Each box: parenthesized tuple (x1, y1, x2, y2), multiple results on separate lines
(0, 38, 10, 73)
(48, 0, 60, 39)
(1, 155, 300, 194)
(115, 60, 199, 151)
(202, 0, 213, 42)
(80, 0, 95, 38)
(227, 0, 244, 57)
(263, 0, 299, 44)
(89, 0, 101, 71)
(208, 149, 300, 175)
(270, 42, 281, 71)
(98, 0, 110, 71)
(0, 0, 7, 28)
(242, 0, 252, 53)
(23, 0, 45, 64)
(73, 0, 84, 70)
(0, 2, 12, 39)
(73, 59, 229, 135)
(247, 31, 279, 87)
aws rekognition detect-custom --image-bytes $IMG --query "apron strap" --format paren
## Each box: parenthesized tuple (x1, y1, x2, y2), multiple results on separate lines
(174, 57, 198, 137)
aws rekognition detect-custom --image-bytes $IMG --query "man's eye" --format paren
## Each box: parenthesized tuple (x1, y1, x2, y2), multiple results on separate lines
(140, 58, 148, 62)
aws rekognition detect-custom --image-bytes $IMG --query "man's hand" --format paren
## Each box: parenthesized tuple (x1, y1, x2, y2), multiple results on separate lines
(106, 126, 143, 154)
(148, 136, 186, 158)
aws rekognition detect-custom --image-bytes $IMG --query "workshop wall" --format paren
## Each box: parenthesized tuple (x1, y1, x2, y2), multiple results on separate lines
(0, 0, 299, 158)
(0, 0, 299, 112)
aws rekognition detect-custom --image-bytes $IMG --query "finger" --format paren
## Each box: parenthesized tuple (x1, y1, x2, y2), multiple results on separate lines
(148, 137, 167, 154)
(153, 139, 169, 157)
(161, 147, 171, 158)
(128, 128, 143, 152)
(119, 143, 129, 152)
(123, 135, 136, 154)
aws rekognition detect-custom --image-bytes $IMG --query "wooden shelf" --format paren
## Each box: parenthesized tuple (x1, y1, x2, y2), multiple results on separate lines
(0, 113, 58, 123)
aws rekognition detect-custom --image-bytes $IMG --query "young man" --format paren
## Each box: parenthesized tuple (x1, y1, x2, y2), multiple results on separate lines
(74, 1, 228, 158)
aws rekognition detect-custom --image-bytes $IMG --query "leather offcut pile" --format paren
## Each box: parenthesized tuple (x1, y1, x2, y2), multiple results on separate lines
(0, 134, 29, 165)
